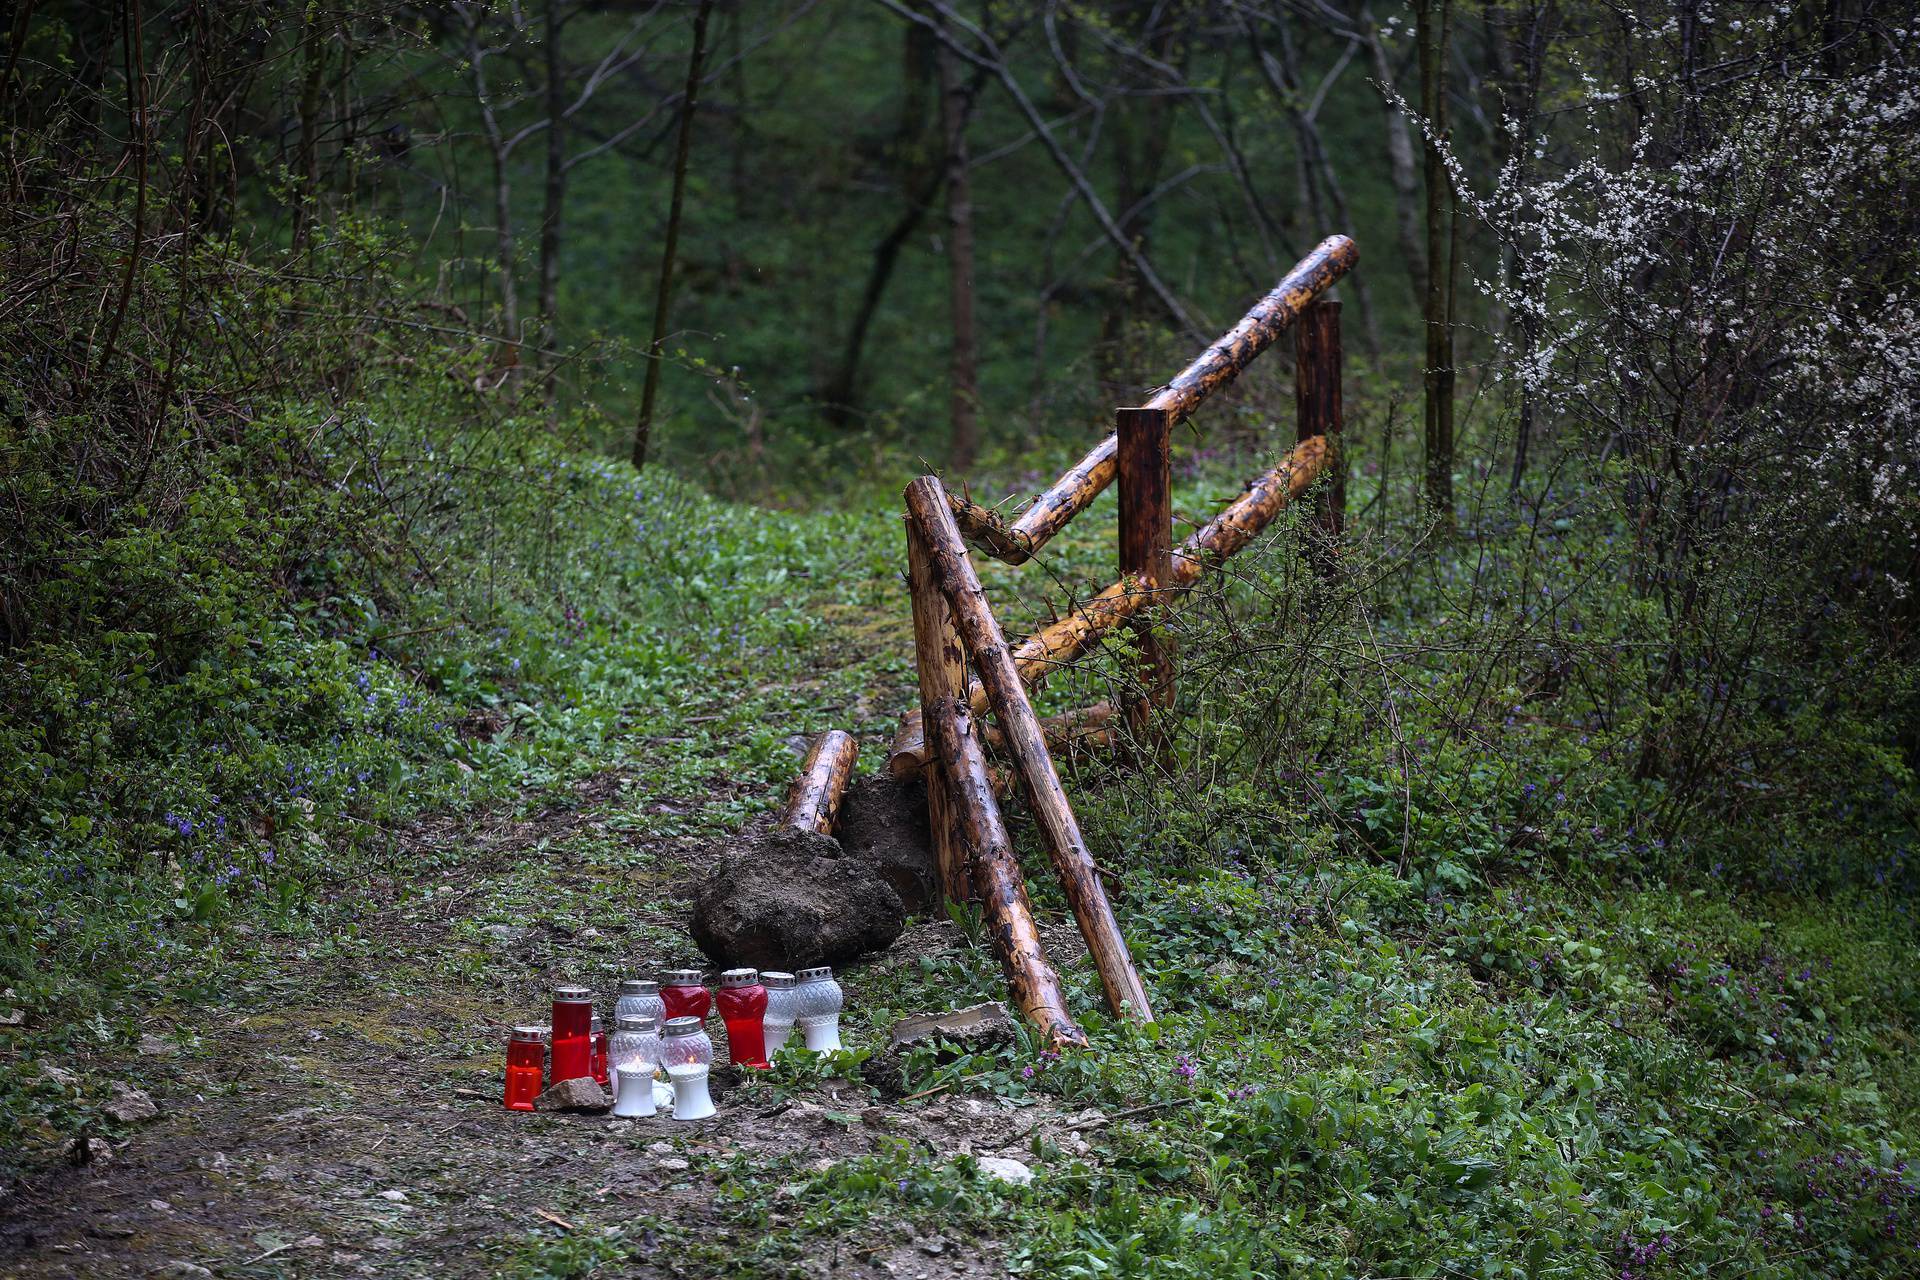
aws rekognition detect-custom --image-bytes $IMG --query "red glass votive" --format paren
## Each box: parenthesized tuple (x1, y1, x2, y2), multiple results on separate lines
(590, 1013, 610, 1087)
(550, 983, 593, 1083)
(660, 968, 712, 1022)
(503, 1026, 545, 1111)
(718, 968, 769, 1068)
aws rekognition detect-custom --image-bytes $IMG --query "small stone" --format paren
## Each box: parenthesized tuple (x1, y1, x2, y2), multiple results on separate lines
(534, 1077, 609, 1114)
(0, 1008, 25, 1026)
(917, 1236, 948, 1256)
(36, 1063, 78, 1089)
(645, 1141, 674, 1155)
(657, 1157, 690, 1172)
(975, 1156, 1033, 1185)
(137, 1033, 173, 1056)
(483, 925, 527, 945)
(377, 1190, 408, 1203)
(297, 1234, 324, 1248)
(156, 1263, 212, 1279)
(149, 1199, 173, 1212)
(65, 1137, 113, 1167)
(106, 1084, 158, 1124)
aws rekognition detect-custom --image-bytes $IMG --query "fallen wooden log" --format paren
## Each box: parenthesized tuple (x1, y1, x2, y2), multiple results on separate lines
(906, 476, 1154, 1022)
(888, 435, 1329, 776)
(924, 695, 1085, 1047)
(781, 730, 858, 836)
(948, 236, 1356, 563)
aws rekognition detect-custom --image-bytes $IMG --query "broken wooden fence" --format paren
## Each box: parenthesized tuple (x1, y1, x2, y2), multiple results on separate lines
(784, 235, 1355, 1045)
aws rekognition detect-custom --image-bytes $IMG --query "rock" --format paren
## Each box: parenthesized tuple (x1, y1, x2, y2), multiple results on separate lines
(974, 1156, 1033, 1186)
(657, 1157, 690, 1171)
(534, 1077, 610, 1113)
(483, 925, 528, 946)
(137, 1033, 173, 1056)
(106, 1085, 158, 1123)
(377, 1189, 408, 1203)
(157, 1263, 212, 1279)
(36, 1063, 78, 1089)
(689, 826, 905, 970)
(916, 1236, 948, 1256)
(887, 1003, 1016, 1054)
(835, 774, 939, 913)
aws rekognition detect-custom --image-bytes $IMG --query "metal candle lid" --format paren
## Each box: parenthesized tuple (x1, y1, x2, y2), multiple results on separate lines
(619, 979, 660, 996)
(615, 1013, 660, 1033)
(660, 969, 705, 986)
(795, 966, 834, 983)
(719, 968, 761, 988)
(552, 983, 592, 1002)
(510, 1025, 545, 1042)
(662, 1016, 704, 1038)
(761, 971, 796, 990)
(590, 1013, 604, 1031)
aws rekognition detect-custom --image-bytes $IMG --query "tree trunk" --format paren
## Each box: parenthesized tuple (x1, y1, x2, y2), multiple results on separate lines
(937, 34, 979, 471)
(1360, 3, 1427, 312)
(1416, 0, 1456, 527)
(633, 0, 714, 470)
(536, 0, 566, 396)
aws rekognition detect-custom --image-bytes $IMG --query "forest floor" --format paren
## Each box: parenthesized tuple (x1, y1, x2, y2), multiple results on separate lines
(5, 463, 1918, 1279)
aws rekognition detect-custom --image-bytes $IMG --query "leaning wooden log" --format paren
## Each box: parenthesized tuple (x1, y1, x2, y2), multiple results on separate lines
(889, 701, 1119, 780)
(907, 518, 975, 903)
(925, 694, 1085, 1048)
(781, 730, 859, 836)
(887, 435, 1329, 777)
(950, 235, 1357, 564)
(905, 476, 1154, 1022)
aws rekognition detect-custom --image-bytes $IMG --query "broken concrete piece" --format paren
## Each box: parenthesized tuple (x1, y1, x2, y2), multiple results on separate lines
(689, 826, 905, 970)
(887, 1002, 1016, 1054)
(533, 1077, 609, 1113)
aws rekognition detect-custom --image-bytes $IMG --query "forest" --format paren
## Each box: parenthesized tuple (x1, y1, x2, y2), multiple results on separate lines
(1, 0, 1917, 1276)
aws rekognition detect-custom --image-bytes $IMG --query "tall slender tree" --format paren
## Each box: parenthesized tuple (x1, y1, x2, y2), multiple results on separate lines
(1415, 0, 1457, 527)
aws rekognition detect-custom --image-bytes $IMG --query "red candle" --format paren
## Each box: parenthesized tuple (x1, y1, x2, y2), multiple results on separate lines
(717, 968, 769, 1068)
(660, 969, 712, 1022)
(589, 1013, 610, 1087)
(550, 984, 593, 1083)
(503, 1026, 545, 1111)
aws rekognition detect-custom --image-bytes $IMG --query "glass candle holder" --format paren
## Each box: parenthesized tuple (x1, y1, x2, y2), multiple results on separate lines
(717, 968, 769, 1069)
(760, 971, 798, 1055)
(589, 1013, 610, 1087)
(612, 1063, 657, 1118)
(795, 966, 844, 1052)
(549, 984, 594, 1082)
(610, 1013, 662, 1080)
(659, 1015, 713, 1071)
(502, 1025, 545, 1111)
(615, 979, 666, 1028)
(668, 1062, 715, 1121)
(660, 969, 712, 1023)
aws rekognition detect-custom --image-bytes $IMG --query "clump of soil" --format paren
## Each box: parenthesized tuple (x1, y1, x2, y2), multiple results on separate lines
(688, 826, 906, 971)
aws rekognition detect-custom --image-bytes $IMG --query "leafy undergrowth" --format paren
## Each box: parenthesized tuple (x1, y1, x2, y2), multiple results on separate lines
(4, 437, 1917, 1278)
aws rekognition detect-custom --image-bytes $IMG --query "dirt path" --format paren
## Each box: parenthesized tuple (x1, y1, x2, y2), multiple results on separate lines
(0, 778, 1054, 1279)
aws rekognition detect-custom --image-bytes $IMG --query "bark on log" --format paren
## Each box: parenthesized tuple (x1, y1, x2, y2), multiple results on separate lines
(949, 236, 1356, 563)
(888, 436, 1329, 775)
(908, 518, 975, 902)
(925, 695, 1085, 1047)
(905, 476, 1154, 1022)
(782, 730, 858, 836)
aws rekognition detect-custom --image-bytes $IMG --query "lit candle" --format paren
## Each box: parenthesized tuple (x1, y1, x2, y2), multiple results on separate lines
(549, 984, 594, 1082)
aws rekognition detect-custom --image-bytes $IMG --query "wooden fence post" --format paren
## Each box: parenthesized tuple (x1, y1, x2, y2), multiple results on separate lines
(1116, 406, 1173, 742)
(782, 730, 859, 836)
(1295, 299, 1345, 563)
(907, 520, 975, 903)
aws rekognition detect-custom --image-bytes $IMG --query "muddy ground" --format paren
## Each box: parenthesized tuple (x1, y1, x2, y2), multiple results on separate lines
(0, 778, 1094, 1278)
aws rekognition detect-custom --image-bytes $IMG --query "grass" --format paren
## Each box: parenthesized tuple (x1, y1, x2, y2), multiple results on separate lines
(4, 407, 1917, 1277)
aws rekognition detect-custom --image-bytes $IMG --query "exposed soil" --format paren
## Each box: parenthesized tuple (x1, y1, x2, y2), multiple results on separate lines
(0, 777, 1078, 1279)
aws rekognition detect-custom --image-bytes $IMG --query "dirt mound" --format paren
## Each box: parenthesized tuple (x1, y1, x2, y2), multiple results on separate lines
(834, 774, 938, 913)
(688, 826, 906, 970)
